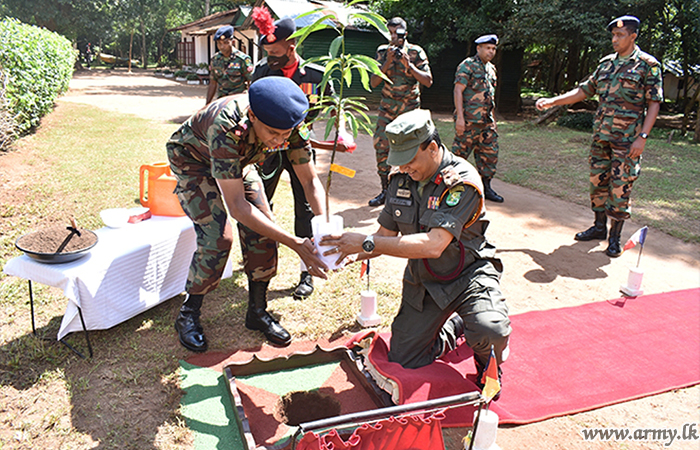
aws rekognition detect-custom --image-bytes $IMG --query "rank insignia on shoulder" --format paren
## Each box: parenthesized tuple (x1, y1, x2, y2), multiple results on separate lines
(441, 166, 461, 188)
(434, 173, 443, 185)
(445, 185, 464, 206)
(298, 124, 311, 140)
(427, 196, 439, 210)
(396, 188, 411, 198)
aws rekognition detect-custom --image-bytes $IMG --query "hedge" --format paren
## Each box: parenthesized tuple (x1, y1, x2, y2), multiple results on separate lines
(0, 18, 76, 141)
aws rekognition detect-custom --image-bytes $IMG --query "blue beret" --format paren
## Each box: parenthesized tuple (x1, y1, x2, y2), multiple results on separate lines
(249, 77, 308, 129)
(607, 15, 640, 32)
(214, 25, 234, 40)
(475, 34, 498, 45)
(259, 17, 296, 45)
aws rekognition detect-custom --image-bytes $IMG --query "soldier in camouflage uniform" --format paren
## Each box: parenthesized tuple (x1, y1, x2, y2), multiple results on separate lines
(322, 110, 510, 396)
(537, 15, 662, 257)
(452, 34, 503, 203)
(368, 17, 432, 207)
(205, 26, 253, 104)
(167, 77, 328, 352)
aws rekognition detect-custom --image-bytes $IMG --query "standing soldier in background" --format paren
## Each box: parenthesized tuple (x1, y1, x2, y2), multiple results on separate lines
(251, 13, 347, 299)
(206, 25, 253, 104)
(452, 34, 503, 203)
(536, 16, 662, 257)
(368, 17, 432, 207)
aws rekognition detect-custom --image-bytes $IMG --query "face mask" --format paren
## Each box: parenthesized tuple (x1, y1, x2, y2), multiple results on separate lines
(267, 53, 290, 71)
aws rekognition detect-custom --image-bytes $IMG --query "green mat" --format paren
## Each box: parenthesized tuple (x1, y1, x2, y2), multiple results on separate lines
(179, 359, 342, 449)
(179, 361, 244, 450)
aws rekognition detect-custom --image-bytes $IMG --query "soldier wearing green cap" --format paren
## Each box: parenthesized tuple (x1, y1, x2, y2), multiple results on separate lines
(536, 15, 662, 258)
(321, 109, 511, 396)
(206, 25, 254, 104)
(168, 77, 329, 353)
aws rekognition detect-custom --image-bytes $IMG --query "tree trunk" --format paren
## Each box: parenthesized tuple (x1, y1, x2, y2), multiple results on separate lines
(204, 0, 210, 16)
(682, 82, 700, 136)
(129, 30, 134, 73)
(565, 41, 580, 90)
(694, 101, 699, 143)
(140, 17, 147, 69)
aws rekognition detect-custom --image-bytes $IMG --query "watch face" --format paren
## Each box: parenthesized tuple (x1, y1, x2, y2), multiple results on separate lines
(362, 239, 374, 253)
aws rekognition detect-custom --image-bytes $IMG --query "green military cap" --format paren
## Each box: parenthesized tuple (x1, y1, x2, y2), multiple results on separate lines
(386, 109, 435, 167)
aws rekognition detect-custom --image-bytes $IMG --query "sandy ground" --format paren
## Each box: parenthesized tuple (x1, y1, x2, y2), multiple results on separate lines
(62, 68, 700, 450)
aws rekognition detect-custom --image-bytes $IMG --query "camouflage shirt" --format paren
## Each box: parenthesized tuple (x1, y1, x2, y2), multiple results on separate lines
(375, 41, 431, 102)
(167, 95, 312, 179)
(454, 55, 497, 126)
(580, 46, 663, 144)
(209, 49, 254, 98)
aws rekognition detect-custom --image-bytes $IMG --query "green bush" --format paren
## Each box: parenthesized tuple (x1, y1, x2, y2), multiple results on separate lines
(0, 18, 76, 138)
(556, 111, 594, 131)
(174, 70, 188, 78)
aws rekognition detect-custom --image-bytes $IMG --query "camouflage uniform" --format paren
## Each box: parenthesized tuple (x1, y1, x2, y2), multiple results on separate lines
(451, 55, 499, 179)
(209, 49, 254, 98)
(166, 95, 313, 294)
(579, 46, 663, 220)
(379, 149, 510, 369)
(373, 43, 430, 175)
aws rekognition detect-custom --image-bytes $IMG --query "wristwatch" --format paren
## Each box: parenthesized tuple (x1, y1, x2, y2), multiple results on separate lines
(362, 235, 375, 254)
(639, 132, 648, 139)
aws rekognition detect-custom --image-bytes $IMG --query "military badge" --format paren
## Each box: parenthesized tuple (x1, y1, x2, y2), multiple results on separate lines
(434, 173, 443, 185)
(427, 196, 439, 210)
(398, 178, 405, 187)
(445, 186, 464, 206)
(651, 66, 659, 76)
(397, 188, 411, 198)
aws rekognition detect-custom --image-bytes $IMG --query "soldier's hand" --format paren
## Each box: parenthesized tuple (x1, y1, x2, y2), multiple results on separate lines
(294, 238, 328, 279)
(535, 98, 552, 111)
(455, 117, 466, 135)
(629, 137, 646, 159)
(320, 232, 364, 266)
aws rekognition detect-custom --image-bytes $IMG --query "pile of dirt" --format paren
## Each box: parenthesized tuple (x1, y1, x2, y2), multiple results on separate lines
(16, 225, 97, 254)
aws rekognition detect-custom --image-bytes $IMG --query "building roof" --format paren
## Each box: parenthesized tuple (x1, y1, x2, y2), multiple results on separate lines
(170, 8, 247, 35)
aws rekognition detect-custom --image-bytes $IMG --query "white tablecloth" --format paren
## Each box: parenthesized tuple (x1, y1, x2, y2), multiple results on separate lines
(4, 216, 232, 340)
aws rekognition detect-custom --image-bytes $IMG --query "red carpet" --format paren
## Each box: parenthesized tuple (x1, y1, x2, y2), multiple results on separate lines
(360, 289, 700, 427)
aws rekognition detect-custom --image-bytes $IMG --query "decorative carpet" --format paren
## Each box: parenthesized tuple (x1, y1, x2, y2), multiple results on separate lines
(362, 288, 700, 427)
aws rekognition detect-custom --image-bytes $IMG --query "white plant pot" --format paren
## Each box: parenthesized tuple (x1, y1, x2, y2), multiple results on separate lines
(164, 73, 174, 78)
(311, 214, 344, 271)
(175, 77, 187, 82)
(187, 80, 200, 85)
(196, 69, 208, 75)
(357, 290, 381, 327)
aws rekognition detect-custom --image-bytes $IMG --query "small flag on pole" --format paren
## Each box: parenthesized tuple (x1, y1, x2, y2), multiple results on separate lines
(481, 346, 500, 403)
(360, 260, 369, 278)
(622, 226, 648, 253)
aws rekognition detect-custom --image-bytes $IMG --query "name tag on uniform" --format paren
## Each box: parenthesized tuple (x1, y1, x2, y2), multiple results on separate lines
(396, 188, 411, 198)
(389, 197, 412, 206)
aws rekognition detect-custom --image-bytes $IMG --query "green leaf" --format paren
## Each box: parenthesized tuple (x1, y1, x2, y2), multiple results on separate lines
(358, 67, 370, 91)
(343, 68, 352, 87)
(329, 35, 343, 58)
(324, 115, 336, 140)
(349, 11, 388, 34)
(291, 13, 338, 47)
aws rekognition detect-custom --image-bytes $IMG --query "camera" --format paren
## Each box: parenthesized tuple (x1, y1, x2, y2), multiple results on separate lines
(392, 28, 407, 58)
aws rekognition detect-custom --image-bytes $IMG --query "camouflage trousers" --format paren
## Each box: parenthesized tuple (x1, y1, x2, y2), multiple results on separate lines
(168, 143, 277, 295)
(451, 125, 499, 179)
(374, 97, 420, 176)
(589, 139, 641, 221)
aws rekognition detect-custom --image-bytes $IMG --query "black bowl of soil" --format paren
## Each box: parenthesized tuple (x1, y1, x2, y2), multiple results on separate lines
(16, 226, 98, 264)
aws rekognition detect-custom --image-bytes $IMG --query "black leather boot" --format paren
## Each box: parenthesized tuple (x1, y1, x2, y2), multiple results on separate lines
(293, 271, 313, 299)
(482, 177, 504, 203)
(575, 211, 608, 241)
(606, 219, 625, 257)
(245, 280, 292, 346)
(368, 174, 389, 207)
(174, 294, 208, 353)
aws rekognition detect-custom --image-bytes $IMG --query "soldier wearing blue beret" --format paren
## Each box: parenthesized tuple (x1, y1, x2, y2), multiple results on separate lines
(167, 77, 329, 351)
(206, 25, 254, 104)
(537, 15, 663, 257)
